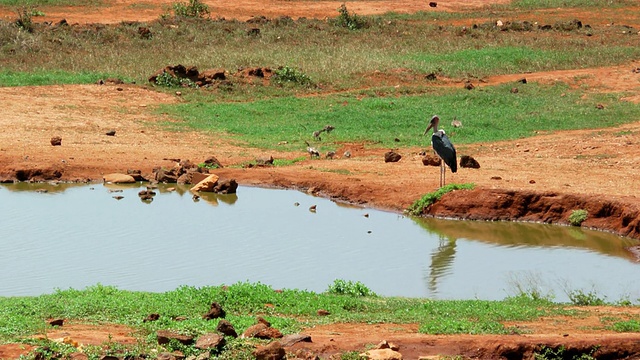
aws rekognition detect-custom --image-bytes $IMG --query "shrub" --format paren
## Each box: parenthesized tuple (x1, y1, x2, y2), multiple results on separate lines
(15, 6, 35, 32)
(326, 279, 376, 297)
(332, 3, 367, 30)
(272, 66, 314, 87)
(172, 0, 210, 18)
(567, 289, 606, 306)
(153, 71, 196, 88)
(568, 209, 588, 226)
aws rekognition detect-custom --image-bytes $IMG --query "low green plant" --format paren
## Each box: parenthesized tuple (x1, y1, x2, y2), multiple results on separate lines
(332, 3, 367, 30)
(567, 289, 606, 306)
(327, 279, 377, 297)
(154, 71, 196, 88)
(534, 345, 599, 360)
(15, 6, 35, 32)
(609, 319, 640, 332)
(272, 66, 314, 87)
(568, 209, 588, 226)
(406, 183, 475, 216)
(172, 0, 210, 18)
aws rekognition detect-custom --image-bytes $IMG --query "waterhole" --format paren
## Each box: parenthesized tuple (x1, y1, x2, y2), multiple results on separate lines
(1, 182, 638, 302)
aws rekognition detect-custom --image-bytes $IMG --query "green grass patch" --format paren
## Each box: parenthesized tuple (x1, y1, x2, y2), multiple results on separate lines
(498, 0, 634, 10)
(159, 82, 640, 151)
(0, 282, 568, 345)
(406, 183, 475, 216)
(0, 70, 124, 86)
(609, 319, 640, 332)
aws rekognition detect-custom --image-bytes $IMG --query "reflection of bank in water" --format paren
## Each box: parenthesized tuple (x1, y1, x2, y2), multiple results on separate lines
(418, 217, 640, 298)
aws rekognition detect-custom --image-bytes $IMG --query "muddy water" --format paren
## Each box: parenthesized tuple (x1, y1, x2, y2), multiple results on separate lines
(1, 182, 638, 302)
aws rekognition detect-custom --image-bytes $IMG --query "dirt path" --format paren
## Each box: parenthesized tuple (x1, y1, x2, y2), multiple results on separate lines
(1, 0, 640, 359)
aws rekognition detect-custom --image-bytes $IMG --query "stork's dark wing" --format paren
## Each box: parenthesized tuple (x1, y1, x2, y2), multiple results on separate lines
(432, 133, 457, 173)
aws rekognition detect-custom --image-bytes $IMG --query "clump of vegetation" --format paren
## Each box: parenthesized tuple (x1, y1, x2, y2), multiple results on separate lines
(568, 209, 588, 226)
(567, 289, 606, 306)
(172, 0, 210, 18)
(332, 3, 368, 30)
(406, 183, 475, 216)
(153, 70, 196, 88)
(610, 319, 640, 332)
(534, 345, 599, 360)
(15, 6, 43, 32)
(272, 66, 314, 87)
(326, 279, 377, 297)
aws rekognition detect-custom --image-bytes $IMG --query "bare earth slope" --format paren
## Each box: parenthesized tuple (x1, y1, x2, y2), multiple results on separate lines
(1, 0, 640, 359)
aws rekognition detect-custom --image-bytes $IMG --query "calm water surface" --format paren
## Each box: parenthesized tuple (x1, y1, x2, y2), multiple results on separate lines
(1, 182, 638, 301)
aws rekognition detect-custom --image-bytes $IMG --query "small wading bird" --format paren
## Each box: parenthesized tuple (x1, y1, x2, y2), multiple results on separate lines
(423, 115, 457, 187)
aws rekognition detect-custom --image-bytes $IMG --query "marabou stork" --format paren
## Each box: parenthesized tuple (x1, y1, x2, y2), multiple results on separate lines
(423, 115, 457, 187)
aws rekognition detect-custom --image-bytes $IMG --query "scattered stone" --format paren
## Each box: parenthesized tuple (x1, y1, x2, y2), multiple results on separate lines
(425, 72, 437, 81)
(48, 318, 64, 326)
(317, 309, 330, 316)
(464, 81, 475, 90)
(247, 27, 261, 36)
(203, 156, 224, 169)
(103, 173, 136, 184)
(384, 151, 402, 163)
(144, 313, 160, 322)
(309, 205, 317, 213)
(112, 195, 124, 200)
(192, 194, 200, 201)
(156, 352, 178, 360)
(154, 168, 179, 183)
(127, 169, 147, 181)
(191, 174, 220, 192)
(148, 64, 226, 87)
(517, 78, 527, 84)
(50, 136, 62, 146)
(359, 348, 403, 360)
(105, 130, 116, 136)
(460, 155, 480, 169)
(156, 330, 194, 345)
(428, 1, 437, 7)
(138, 190, 156, 197)
(343, 150, 351, 158)
(138, 26, 152, 39)
(213, 178, 238, 194)
(202, 301, 226, 320)
(422, 154, 441, 167)
(280, 334, 312, 347)
(257, 316, 271, 327)
(451, 118, 462, 128)
(256, 156, 274, 165)
(376, 340, 400, 351)
(511, 87, 519, 93)
(195, 333, 226, 350)
(491, 176, 502, 180)
(99, 356, 121, 360)
(529, 179, 536, 184)
(596, 104, 605, 109)
(253, 341, 285, 360)
(68, 353, 89, 360)
(216, 319, 238, 338)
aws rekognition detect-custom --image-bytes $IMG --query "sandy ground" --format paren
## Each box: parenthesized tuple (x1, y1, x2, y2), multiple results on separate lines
(1, 0, 640, 359)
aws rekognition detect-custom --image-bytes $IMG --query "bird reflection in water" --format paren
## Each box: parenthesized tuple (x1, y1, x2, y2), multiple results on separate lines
(426, 234, 457, 297)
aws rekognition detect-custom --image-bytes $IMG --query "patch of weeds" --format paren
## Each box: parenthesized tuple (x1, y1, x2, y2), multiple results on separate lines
(609, 319, 640, 332)
(272, 66, 314, 88)
(340, 351, 367, 360)
(154, 71, 197, 88)
(15, 6, 39, 32)
(172, 0, 210, 18)
(331, 3, 368, 30)
(198, 162, 221, 170)
(568, 209, 588, 226)
(534, 345, 599, 360)
(318, 168, 351, 175)
(273, 156, 306, 166)
(406, 183, 474, 216)
(326, 279, 377, 297)
(567, 289, 606, 306)
(613, 130, 633, 136)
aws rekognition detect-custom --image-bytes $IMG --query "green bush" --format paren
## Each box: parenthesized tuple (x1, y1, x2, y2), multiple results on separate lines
(326, 279, 376, 297)
(332, 3, 367, 30)
(272, 66, 314, 87)
(172, 0, 210, 18)
(154, 71, 196, 88)
(568, 209, 588, 226)
(567, 289, 606, 306)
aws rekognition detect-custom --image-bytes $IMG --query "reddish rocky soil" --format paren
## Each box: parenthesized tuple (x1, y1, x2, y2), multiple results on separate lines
(1, 0, 640, 359)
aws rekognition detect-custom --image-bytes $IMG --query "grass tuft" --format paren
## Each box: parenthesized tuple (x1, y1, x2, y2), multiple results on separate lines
(406, 183, 475, 216)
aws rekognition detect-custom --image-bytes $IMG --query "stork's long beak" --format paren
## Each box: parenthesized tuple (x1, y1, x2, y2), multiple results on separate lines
(423, 123, 433, 136)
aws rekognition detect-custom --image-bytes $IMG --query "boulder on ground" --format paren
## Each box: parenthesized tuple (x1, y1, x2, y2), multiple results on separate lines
(103, 173, 136, 184)
(191, 174, 220, 192)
